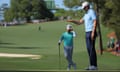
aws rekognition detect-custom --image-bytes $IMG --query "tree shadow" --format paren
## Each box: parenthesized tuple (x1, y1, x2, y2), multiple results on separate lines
(0, 46, 47, 49)
(0, 42, 15, 45)
(0, 41, 15, 45)
(0, 41, 47, 49)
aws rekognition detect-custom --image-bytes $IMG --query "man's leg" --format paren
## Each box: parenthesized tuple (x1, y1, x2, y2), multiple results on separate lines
(85, 32, 97, 70)
(86, 32, 92, 61)
(91, 39, 97, 67)
(64, 47, 72, 70)
(69, 48, 76, 70)
(64, 47, 76, 70)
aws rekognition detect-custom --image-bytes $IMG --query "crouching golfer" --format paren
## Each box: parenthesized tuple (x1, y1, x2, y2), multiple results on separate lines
(58, 24, 76, 70)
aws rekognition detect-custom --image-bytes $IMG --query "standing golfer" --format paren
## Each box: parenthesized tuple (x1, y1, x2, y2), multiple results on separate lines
(67, 1, 98, 70)
(58, 24, 76, 70)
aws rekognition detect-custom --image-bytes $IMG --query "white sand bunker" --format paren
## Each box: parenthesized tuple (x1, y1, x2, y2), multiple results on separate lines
(0, 53, 42, 59)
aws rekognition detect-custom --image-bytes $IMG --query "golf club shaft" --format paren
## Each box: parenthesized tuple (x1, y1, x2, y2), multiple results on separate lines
(58, 45, 61, 70)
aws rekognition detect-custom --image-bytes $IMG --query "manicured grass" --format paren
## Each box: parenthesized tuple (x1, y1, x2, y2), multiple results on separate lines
(0, 21, 120, 71)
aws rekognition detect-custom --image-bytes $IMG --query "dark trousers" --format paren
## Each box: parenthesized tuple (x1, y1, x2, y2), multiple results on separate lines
(86, 31, 97, 67)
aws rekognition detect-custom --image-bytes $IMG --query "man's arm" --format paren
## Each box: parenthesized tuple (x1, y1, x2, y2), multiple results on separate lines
(91, 19, 97, 40)
(67, 19, 84, 25)
(58, 35, 64, 46)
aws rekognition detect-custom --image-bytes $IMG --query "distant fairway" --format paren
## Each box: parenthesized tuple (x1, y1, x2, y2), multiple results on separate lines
(0, 21, 120, 71)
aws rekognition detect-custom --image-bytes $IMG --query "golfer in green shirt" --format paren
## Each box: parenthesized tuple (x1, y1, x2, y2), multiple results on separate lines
(58, 24, 76, 70)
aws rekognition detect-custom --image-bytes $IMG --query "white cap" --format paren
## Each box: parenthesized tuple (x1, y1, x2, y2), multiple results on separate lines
(66, 24, 72, 30)
(81, 1, 89, 9)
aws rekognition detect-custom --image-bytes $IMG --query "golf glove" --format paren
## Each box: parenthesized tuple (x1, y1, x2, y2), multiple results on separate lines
(58, 42, 61, 46)
(58, 40, 61, 46)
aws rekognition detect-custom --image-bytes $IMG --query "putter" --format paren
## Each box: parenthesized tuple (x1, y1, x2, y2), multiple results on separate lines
(58, 44, 61, 70)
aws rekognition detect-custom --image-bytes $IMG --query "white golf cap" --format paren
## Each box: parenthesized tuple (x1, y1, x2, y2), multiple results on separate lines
(66, 24, 72, 30)
(81, 1, 89, 9)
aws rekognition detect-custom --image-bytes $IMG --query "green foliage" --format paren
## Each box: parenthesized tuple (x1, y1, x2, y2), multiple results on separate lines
(87, 0, 120, 39)
(4, 9, 14, 22)
(54, 9, 84, 19)
(63, 0, 120, 39)
(54, 9, 66, 17)
(100, 0, 120, 39)
(64, 0, 81, 8)
(88, 0, 120, 39)
(4, 0, 54, 22)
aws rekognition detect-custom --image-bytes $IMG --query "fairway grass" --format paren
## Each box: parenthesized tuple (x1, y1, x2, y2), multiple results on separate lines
(0, 21, 120, 71)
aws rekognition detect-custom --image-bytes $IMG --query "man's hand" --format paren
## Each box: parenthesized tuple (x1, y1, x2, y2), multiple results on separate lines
(58, 40, 61, 46)
(58, 42, 61, 46)
(67, 19, 83, 25)
(91, 20, 97, 40)
(67, 20, 79, 24)
(91, 31, 95, 40)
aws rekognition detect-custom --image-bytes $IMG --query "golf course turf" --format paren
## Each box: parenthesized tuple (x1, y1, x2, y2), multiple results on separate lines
(0, 21, 120, 71)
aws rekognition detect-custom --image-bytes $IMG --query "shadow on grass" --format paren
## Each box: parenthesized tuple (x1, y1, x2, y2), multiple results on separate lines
(0, 41, 15, 45)
(0, 42, 15, 45)
(0, 41, 48, 49)
(0, 46, 47, 49)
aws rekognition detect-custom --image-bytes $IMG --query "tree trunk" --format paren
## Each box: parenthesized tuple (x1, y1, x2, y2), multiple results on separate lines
(96, 0, 103, 55)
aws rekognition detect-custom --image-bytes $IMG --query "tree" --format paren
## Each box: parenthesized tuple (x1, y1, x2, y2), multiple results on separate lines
(64, 0, 82, 8)
(103, 0, 120, 39)
(63, 0, 120, 39)
(4, 9, 14, 22)
(92, 0, 120, 39)
(82, 0, 120, 40)
(4, 0, 54, 22)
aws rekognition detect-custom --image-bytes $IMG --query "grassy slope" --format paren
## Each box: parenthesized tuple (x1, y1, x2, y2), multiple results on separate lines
(0, 21, 120, 71)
